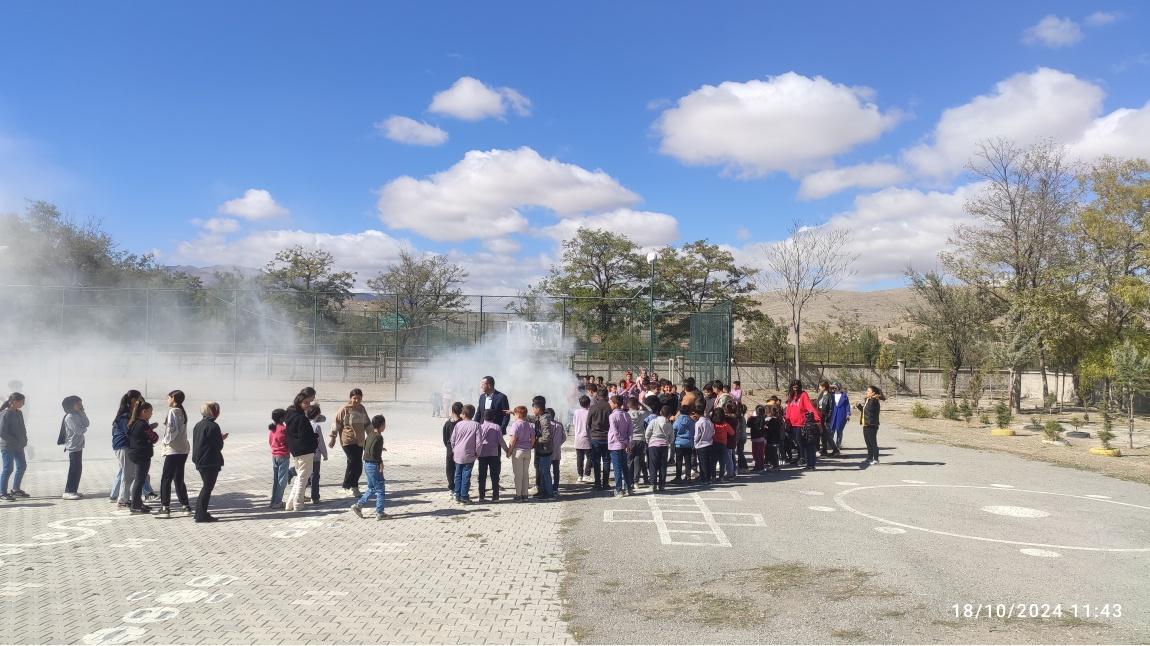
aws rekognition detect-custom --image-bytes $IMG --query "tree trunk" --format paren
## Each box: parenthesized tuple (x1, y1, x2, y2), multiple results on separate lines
(1038, 339, 1050, 412)
(772, 361, 779, 390)
(1010, 368, 1022, 414)
(1130, 393, 1136, 450)
(793, 321, 801, 380)
(947, 365, 959, 403)
(1072, 371, 1084, 407)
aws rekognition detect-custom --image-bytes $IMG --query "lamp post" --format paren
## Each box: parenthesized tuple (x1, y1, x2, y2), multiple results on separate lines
(647, 251, 657, 373)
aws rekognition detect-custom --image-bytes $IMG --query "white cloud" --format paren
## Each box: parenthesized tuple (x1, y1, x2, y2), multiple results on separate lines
(484, 238, 522, 254)
(1084, 11, 1119, 27)
(376, 147, 642, 242)
(740, 184, 981, 287)
(798, 163, 909, 199)
(218, 189, 289, 220)
(655, 72, 902, 177)
(429, 77, 532, 121)
(1069, 100, 1150, 161)
(736, 227, 752, 241)
(174, 228, 406, 279)
(540, 209, 680, 248)
(194, 217, 241, 234)
(376, 116, 448, 146)
(1022, 15, 1083, 47)
(903, 68, 1103, 179)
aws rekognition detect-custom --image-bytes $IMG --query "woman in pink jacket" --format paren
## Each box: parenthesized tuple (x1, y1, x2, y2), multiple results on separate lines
(784, 380, 820, 467)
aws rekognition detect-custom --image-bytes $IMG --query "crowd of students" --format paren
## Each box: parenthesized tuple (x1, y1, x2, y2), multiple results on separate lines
(0, 372, 886, 520)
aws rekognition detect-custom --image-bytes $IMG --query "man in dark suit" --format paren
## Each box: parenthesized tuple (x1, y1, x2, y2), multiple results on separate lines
(477, 376, 510, 434)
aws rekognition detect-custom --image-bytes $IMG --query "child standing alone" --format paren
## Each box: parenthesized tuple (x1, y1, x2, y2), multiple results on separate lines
(268, 409, 290, 509)
(351, 415, 388, 519)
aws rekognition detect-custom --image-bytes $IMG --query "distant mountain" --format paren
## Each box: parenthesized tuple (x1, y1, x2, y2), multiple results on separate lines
(753, 288, 919, 338)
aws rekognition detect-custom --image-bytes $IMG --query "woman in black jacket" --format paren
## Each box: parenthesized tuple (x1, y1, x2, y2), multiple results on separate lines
(127, 402, 158, 513)
(191, 402, 227, 523)
(855, 386, 886, 465)
(816, 380, 837, 456)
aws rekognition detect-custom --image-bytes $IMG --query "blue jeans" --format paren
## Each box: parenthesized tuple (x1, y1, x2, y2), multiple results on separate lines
(535, 455, 554, 497)
(832, 420, 846, 448)
(610, 450, 633, 492)
(271, 456, 291, 505)
(453, 461, 474, 501)
(110, 448, 154, 500)
(722, 448, 736, 479)
(1, 448, 27, 494)
(357, 462, 386, 513)
(802, 435, 819, 468)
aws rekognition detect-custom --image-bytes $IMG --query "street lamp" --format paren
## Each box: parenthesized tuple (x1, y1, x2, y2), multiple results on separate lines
(647, 251, 657, 373)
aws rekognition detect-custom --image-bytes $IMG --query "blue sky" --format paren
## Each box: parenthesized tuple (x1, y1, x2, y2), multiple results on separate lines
(1, 1, 1148, 292)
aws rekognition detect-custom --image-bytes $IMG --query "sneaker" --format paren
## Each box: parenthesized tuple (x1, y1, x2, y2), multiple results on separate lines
(350, 503, 364, 518)
(352, 488, 362, 498)
(129, 506, 151, 514)
(181, 505, 193, 515)
(194, 515, 218, 523)
(144, 493, 159, 502)
(376, 513, 388, 520)
(11, 490, 30, 498)
(613, 490, 623, 498)
(62, 493, 81, 500)
(308, 498, 319, 505)
(627, 488, 636, 496)
(0, 493, 14, 502)
(154, 506, 171, 518)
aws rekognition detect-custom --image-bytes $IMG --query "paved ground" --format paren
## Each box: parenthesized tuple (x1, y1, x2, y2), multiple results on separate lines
(2, 399, 1149, 644)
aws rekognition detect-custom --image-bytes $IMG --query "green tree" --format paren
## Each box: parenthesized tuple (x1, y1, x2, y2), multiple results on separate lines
(535, 228, 645, 338)
(367, 249, 468, 359)
(655, 240, 761, 340)
(737, 316, 790, 389)
(942, 139, 1081, 412)
(1109, 341, 1150, 450)
(874, 344, 894, 390)
(905, 270, 999, 403)
(261, 245, 354, 324)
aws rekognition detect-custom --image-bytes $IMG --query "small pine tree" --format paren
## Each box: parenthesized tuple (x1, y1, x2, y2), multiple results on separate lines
(1098, 404, 1116, 450)
(994, 401, 1012, 429)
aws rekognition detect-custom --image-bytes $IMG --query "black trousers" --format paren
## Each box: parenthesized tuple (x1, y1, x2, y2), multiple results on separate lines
(65, 450, 83, 494)
(674, 446, 694, 480)
(591, 441, 611, 487)
(551, 459, 560, 492)
(445, 450, 457, 490)
(196, 467, 219, 520)
(130, 456, 150, 509)
(309, 459, 321, 501)
(647, 445, 669, 490)
(160, 453, 189, 508)
(736, 436, 749, 469)
(576, 448, 591, 477)
(629, 441, 648, 484)
(863, 425, 880, 461)
(478, 455, 501, 499)
(342, 444, 363, 490)
(767, 442, 780, 469)
(821, 423, 838, 454)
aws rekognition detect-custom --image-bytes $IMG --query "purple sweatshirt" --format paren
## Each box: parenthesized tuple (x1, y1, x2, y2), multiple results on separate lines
(450, 420, 481, 464)
(477, 421, 507, 458)
(509, 419, 535, 451)
(550, 420, 566, 462)
(571, 408, 590, 450)
(607, 409, 633, 451)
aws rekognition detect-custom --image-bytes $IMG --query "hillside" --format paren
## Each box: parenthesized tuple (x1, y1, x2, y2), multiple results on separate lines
(753, 287, 920, 339)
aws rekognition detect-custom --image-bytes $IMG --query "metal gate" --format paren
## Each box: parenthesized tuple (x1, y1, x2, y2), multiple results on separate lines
(686, 301, 732, 385)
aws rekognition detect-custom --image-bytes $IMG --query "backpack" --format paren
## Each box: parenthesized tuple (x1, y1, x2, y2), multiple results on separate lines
(801, 412, 820, 441)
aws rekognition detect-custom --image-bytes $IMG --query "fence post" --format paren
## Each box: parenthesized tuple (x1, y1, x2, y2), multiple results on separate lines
(479, 295, 484, 342)
(312, 293, 318, 387)
(393, 293, 400, 401)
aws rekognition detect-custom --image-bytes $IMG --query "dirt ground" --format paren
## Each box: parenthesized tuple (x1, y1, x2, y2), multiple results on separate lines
(880, 398, 1150, 487)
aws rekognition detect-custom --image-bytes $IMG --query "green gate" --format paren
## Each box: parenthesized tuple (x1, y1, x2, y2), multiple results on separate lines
(686, 301, 732, 384)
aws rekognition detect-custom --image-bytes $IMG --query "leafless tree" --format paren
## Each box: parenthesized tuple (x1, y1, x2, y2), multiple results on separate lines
(760, 220, 857, 378)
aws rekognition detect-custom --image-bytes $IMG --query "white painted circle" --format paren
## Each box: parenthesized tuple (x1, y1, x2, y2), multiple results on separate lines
(982, 505, 1050, 518)
(834, 484, 1150, 552)
(31, 532, 69, 540)
(81, 626, 147, 645)
(808, 506, 837, 512)
(121, 607, 179, 624)
(125, 591, 153, 602)
(800, 490, 824, 496)
(875, 526, 907, 534)
(835, 481, 859, 486)
(186, 574, 238, 588)
(75, 519, 113, 527)
(901, 480, 926, 484)
(1085, 495, 1111, 499)
(990, 484, 1014, 488)
(155, 590, 210, 604)
(1020, 548, 1060, 558)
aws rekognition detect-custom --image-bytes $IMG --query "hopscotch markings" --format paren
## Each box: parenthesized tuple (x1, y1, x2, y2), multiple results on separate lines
(1, 581, 45, 597)
(603, 490, 764, 547)
(81, 626, 147, 645)
(365, 542, 408, 554)
(291, 590, 349, 606)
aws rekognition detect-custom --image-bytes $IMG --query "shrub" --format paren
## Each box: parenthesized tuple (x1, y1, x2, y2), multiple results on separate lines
(957, 399, 973, 423)
(979, 413, 991, 425)
(1098, 406, 1115, 450)
(940, 400, 961, 421)
(1068, 416, 1083, 433)
(1043, 392, 1057, 412)
(910, 402, 936, 419)
(994, 402, 1012, 428)
(1029, 415, 1044, 430)
(1042, 420, 1064, 441)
